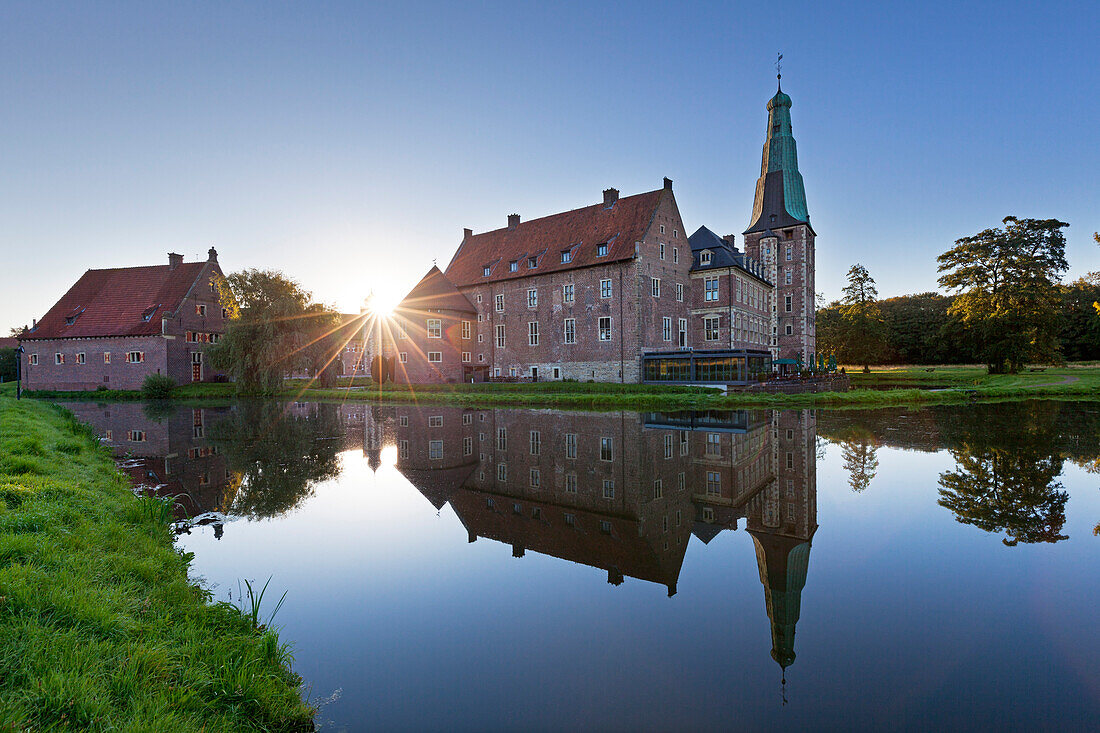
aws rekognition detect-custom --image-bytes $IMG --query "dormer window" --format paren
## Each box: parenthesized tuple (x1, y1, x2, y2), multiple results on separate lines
(141, 305, 159, 322)
(509, 261, 518, 272)
(596, 242, 608, 257)
(527, 256, 538, 268)
(483, 265, 491, 277)
(64, 306, 85, 325)
(700, 250, 712, 266)
(560, 250, 572, 263)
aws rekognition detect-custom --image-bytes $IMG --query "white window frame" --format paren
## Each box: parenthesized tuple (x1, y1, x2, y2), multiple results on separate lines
(598, 317, 612, 341)
(659, 242, 665, 260)
(495, 294, 504, 312)
(705, 277, 719, 302)
(675, 283, 683, 302)
(563, 318, 576, 344)
(495, 324, 506, 348)
(562, 283, 574, 304)
(705, 316, 720, 341)
(428, 352, 442, 362)
(527, 289, 537, 308)
(126, 351, 144, 363)
(662, 317, 672, 342)
(528, 321, 539, 346)
(461, 320, 471, 339)
(30, 353, 38, 365)
(651, 278, 660, 298)
(427, 319, 442, 339)
(76, 352, 85, 364)
(599, 279, 612, 299)
(462, 351, 471, 362)
(399, 352, 408, 363)
(596, 242, 608, 257)
(673, 247, 678, 263)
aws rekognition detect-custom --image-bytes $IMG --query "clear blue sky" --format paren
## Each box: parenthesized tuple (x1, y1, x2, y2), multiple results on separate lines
(2, 0, 1097, 325)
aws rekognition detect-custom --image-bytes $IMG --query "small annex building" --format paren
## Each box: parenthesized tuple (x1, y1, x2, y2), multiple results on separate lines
(18, 249, 229, 391)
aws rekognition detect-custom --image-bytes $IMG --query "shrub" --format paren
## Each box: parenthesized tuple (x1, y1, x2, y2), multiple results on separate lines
(141, 374, 176, 399)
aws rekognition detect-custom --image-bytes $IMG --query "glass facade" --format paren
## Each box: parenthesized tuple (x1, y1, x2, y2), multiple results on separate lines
(642, 351, 771, 385)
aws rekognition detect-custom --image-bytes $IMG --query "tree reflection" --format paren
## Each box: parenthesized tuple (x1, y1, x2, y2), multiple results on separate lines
(938, 443, 1068, 546)
(840, 434, 879, 493)
(210, 401, 343, 519)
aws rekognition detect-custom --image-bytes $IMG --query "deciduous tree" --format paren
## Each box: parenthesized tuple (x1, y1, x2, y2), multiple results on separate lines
(838, 264, 888, 372)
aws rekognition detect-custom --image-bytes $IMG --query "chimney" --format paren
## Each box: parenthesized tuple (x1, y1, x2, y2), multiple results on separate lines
(663, 176, 673, 190)
(168, 252, 183, 269)
(207, 247, 218, 263)
(508, 213, 520, 228)
(463, 227, 473, 241)
(603, 188, 619, 207)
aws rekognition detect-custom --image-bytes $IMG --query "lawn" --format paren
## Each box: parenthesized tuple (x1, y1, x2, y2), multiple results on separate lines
(0, 390, 314, 730)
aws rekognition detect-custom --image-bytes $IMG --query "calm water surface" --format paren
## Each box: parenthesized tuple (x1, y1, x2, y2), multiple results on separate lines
(64, 399, 1100, 732)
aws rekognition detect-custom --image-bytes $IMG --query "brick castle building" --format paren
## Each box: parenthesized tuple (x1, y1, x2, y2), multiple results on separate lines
(18, 249, 228, 391)
(383, 80, 815, 384)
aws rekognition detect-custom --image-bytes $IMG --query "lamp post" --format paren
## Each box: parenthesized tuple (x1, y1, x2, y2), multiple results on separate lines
(15, 344, 24, 400)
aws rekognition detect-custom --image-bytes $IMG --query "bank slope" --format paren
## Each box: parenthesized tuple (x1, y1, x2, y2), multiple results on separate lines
(0, 392, 314, 730)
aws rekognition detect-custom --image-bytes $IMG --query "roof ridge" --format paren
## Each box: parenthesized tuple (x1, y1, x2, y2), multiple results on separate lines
(469, 188, 663, 238)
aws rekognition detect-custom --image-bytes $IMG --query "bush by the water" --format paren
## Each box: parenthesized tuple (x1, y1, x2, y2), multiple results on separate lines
(141, 373, 176, 399)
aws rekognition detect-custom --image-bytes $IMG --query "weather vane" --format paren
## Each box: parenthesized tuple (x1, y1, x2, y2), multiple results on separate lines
(776, 52, 783, 81)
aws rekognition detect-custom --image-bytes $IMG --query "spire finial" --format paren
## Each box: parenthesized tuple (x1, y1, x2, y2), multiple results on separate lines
(775, 52, 783, 90)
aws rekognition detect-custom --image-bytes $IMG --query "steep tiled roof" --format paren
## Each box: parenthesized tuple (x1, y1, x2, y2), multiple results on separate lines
(397, 266, 476, 315)
(688, 225, 772, 284)
(24, 261, 214, 340)
(444, 189, 665, 287)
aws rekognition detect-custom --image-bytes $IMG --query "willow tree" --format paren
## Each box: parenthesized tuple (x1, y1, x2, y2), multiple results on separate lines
(209, 269, 341, 395)
(937, 217, 1069, 373)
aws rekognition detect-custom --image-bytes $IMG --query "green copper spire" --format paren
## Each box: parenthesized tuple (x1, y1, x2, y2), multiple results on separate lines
(745, 76, 810, 233)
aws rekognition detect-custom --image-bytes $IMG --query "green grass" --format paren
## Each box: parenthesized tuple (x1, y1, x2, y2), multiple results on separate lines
(0, 391, 314, 730)
(14, 363, 1100, 410)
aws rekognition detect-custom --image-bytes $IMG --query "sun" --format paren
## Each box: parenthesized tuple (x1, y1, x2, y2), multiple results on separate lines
(364, 291, 400, 319)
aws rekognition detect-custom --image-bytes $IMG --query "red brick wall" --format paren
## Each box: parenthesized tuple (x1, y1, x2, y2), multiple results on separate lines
(384, 308, 475, 383)
(745, 225, 816, 362)
(688, 266, 772, 350)
(20, 335, 167, 391)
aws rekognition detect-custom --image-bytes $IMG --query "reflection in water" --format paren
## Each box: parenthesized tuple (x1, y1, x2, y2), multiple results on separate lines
(385, 404, 818, 678)
(61, 397, 1100, 702)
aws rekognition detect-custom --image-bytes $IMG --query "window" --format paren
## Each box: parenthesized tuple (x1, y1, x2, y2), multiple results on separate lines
(565, 433, 577, 459)
(785, 270, 792, 285)
(785, 324, 793, 335)
(561, 250, 572, 263)
(785, 294, 793, 312)
(126, 351, 144, 363)
(509, 260, 518, 272)
(495, 294, 504, 312)
(602, 480, 615, 499)
(530, 468, 540, 488)
(680, 431, 689, 456)
(673, 247, 679, 263)
(706, 433, 721, 456)
(429, 440, 443, 460)
(786, 246, 793, 261)
(428, 352, 442, 362)
(596, 242, 608, 257)
(530, 431, 541, 455)
(787, 452, 794, 469)
(599, 520, 612, 534)
(427, 319, 442, 338)
(678, 318, 687, 347)
(76, 352, 85, 364)
(705, 316, 720, 341)
(128, 430, 146, 442)
(55, 353, 65, 365)
(461, 321, 471, 339)
(700, 250, 711, 266)
(662, 317, 672, 341)
(496, 324, 506, 348)
(476, 294, 482, 303)
(399, 415, 409, 426)
(562, 283, 574, 304)
(674, 229, 679, 238)
(478, 332, 484, 341)
(222, 307, 229, 318)
(564, 474, 577, 493)
(497, 463, 507, 481)
(785, 229, 794, 240)
(675, 283, 683, 302)
(196, 304, 206, 316)
(600, 279, 612, 298)
(664, 434, 673, 459)
(599, 437, 613, 461)
(399, 440, 409, 460)
(497, 428, 507, 450)
(478, 353, 485, 361)
(706, 471, 721, 496)
(527, 289, 537, 308)
(463, 436, 473, 456)
(653, 479, 663, 500)
(705, 276, 719, 302)
(563, 318, 576, 344)
(659, 243, 665, 260)
(397, 326, 408, 340)
(399, 352, 408, 363)
(30, 354, 38, 365)
(651, 278, 660, 297)
(598, 317, 612, 341)
(462, 351, 471, 362)
(463, 413, 473, 425)
(660, 224, 665, 234)
(528, 256, 538, 268)
(528, 321, 539, 346)
(483, 266, 491, 277)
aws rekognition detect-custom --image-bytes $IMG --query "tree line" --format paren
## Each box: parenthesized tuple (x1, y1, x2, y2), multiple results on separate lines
(818, 219, 1100, 372)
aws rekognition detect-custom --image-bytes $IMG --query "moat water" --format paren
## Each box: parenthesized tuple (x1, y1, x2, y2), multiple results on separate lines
(62, 399, 1100, 731)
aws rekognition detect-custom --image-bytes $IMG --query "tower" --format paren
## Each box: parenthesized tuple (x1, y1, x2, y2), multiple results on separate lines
(743, 74, 816, 364)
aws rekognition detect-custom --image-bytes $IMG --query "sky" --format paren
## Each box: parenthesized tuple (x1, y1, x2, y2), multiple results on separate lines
(2, 0, 1098, 326)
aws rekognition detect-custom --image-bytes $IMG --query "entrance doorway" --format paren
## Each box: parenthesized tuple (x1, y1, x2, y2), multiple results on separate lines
(191, 352, 203, 382)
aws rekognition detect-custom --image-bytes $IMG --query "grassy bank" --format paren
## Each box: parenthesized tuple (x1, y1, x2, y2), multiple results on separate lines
(0, 392, 314, 730)
(18, 364, 1100, 410)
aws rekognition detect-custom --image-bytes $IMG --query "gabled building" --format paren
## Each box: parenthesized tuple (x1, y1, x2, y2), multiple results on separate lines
(18, 249, 228, 391)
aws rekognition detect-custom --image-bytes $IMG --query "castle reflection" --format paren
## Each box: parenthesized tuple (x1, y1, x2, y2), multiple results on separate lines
(379, 404, 818, 675)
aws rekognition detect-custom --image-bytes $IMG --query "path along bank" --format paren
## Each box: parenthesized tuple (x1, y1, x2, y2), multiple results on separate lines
(0, 388, 314, 730)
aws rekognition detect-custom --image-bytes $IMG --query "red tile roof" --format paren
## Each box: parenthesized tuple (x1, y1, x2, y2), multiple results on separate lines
(23, 261, 213, 340)
(396, 266, 476, 314)
(443, 188, 665, 287)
